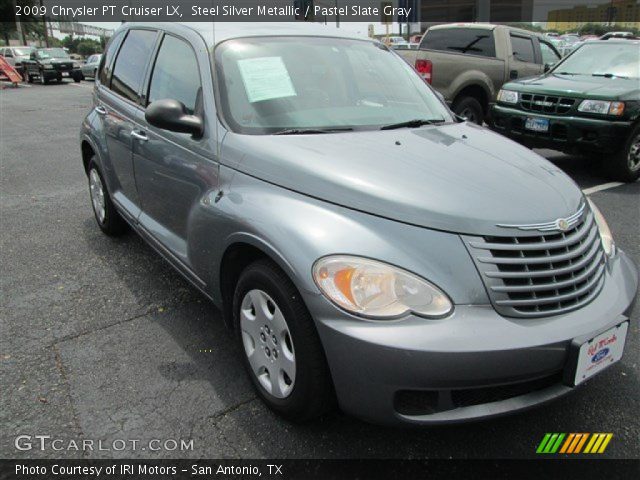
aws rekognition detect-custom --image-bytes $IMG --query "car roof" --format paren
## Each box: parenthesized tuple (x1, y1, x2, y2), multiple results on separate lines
(586, 39, 640, 45)
(119, 22, 371, 47)
(428, 22, 539, 37)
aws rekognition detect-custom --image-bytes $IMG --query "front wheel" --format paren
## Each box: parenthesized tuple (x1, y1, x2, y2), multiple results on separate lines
(233, 260, 335, 422)
(452, 96, 484, 125)
(601, 125, 640, 183)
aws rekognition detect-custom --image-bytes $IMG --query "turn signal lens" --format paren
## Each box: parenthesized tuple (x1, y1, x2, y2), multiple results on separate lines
(608, 101, 625, 116)
(312, 256, 453, 319)
(588, 199, 616, 257)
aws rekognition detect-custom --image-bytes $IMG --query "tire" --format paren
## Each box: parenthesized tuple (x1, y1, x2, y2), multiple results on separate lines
(87, 160, 128, 236)
(233, 259, 335, 422)
(74, 76, 81, 83)
(602, 124, 640, 183)
(39, 71, 47, 85)
(452, 96, 484, 125)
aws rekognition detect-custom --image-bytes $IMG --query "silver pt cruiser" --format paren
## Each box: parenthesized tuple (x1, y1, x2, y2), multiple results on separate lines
(80, 23, 638, 426)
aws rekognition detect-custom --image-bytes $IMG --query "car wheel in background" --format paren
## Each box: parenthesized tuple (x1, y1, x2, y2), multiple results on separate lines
(452, 96, 484, 125)
(87, 160, 128, 236)
(233, 259, 335, 422)
(603, 124, 640, 183)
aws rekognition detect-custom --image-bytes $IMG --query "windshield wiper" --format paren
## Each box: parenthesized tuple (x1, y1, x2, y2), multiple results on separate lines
(555, 71, 578, 76)
(272, 127, 353, 135)
(592, 73, 628, 79)
(380, 118, 445, 130)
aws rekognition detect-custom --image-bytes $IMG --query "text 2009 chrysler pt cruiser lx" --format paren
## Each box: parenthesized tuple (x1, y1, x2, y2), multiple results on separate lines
(80, 23, 638, 425)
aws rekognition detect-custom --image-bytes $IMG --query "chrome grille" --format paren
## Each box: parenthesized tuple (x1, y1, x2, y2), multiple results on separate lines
(520, 94, 576, 115)
(463, 209, 605, 318)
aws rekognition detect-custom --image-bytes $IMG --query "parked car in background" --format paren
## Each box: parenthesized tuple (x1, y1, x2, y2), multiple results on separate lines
(600, 31, 638, 40)
(0, 46, 34, 77)
(384, 35, 409, 47)
(80, 22, 637, 426)
(396, 23, 561, 124)
(23, 47, 83, 84)
(81, 53, 102, 79)
(491, 40, 640, 182)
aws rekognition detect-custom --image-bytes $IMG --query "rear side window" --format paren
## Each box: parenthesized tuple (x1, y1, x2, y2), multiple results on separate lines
(148, 35, 201, 114)
(98, 31, 124, 85)
(110, 29, 157, 103)
(419, 28, 496, 58)
(510, 35, 536, 63)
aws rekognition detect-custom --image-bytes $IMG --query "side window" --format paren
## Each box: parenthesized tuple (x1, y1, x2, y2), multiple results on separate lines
(148, 35, 201, 114)
(510, 35, 536, 63)
(98, 31, 124, 85)
(110, 29, 157, 103)
(540, 41, 561, 66)
(419, 28, 496, 58)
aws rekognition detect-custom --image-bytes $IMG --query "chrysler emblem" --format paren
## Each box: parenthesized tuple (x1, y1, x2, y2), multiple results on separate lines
(556, 218, 570, 231)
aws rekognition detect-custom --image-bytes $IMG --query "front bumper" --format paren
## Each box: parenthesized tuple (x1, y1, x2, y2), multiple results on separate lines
(307, 250, 638, 426)
(490, 105, 632, 154)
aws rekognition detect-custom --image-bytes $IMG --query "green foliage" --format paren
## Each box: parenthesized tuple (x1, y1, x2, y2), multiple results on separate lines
(60, 35, 101, 55)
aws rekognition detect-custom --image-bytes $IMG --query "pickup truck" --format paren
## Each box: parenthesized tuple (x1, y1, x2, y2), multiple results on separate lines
(396, 24, 562, 125)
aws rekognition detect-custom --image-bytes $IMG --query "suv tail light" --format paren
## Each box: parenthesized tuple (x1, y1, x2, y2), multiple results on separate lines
(415, 59, 432, 84)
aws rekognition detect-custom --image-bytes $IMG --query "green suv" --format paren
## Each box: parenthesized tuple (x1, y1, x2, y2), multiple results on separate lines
(491, 40, 640, 182)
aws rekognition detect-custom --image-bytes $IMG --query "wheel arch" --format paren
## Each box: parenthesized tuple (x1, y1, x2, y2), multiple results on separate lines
(453, 83, 491, 115)
(218, 236, 303, 330)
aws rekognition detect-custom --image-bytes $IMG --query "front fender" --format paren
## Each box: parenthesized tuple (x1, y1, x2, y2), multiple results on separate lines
(188, 166, 489, 308)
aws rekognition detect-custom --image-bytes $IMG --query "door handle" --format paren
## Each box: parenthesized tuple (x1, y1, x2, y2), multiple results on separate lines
(131, 130, 148, 142)
(95, 105, 107, 115)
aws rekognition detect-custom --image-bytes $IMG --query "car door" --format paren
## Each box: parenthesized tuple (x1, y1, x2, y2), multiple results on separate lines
(508, 33, 543, 80)
(95, 28, 158, 220)
(133, 32, 218, 268)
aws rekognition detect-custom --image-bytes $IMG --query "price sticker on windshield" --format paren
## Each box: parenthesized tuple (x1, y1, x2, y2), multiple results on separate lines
(237, 56, 297, 103)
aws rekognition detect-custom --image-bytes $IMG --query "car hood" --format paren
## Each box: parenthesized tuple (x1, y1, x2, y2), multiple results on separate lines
(220, 122, 584, 235)
(505, 73, 639, 100)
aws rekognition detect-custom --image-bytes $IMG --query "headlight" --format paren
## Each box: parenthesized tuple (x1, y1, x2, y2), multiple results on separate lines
(43, 64, 54, 70)
(497, 89, 519, 104)
(588, 199, 616, 257)
(578, 100, 625, 116)
(312, 255, 453, 319)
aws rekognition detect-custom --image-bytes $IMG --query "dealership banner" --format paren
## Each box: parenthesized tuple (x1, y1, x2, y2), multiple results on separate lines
(1, 459, 639, 479)
(4, 0, 640, 23)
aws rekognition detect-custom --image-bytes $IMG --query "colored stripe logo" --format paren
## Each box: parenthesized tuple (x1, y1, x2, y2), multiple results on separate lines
(537, 433, 613, 454)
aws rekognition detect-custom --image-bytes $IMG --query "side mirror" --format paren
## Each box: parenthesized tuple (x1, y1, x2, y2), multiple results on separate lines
(145, 99, 203, 138)
(544, 63, 554, 73)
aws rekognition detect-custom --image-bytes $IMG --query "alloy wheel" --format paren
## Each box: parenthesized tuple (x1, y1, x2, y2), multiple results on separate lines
(89, 169, 106, 224)
(628, 133, 640, 172)
(240, 289, 296, 399)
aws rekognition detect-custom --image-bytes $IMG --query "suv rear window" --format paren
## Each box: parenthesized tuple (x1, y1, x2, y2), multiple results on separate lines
(110, 29, 157, 103)
(419, 28, 496, 58)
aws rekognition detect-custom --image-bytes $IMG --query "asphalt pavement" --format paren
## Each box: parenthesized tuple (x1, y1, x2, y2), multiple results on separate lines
(1, 80, 638, 459)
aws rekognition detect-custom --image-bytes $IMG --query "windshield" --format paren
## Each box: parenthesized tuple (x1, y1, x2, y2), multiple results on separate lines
(555, 43, 640, 78)
(14, 47, 33, 56)
(214, 36, 452, 135)
(38, 48, 69, 59)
